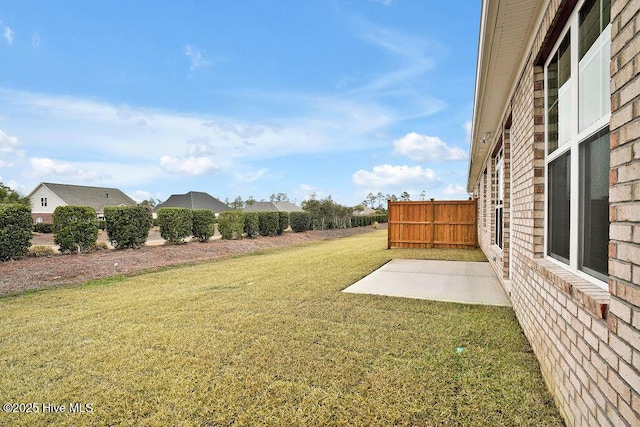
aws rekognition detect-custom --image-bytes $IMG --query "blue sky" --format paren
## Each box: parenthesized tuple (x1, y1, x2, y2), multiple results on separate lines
(0, 1, 480, 207)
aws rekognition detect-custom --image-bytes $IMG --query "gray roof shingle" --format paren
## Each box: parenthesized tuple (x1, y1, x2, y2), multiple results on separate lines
(154, 191, 231, 213)
(41, 182, 136, 213)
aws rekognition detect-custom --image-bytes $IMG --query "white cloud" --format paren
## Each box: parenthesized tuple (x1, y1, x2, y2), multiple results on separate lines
(2, 24, 13, 45)
(0, 129, 20, 153)
(29, 157, 102, 181)
(160, 155, 219, 175)
(392, 132, 466, 162)
(235, 168, 268, 184)
(0, 129, 24, 166)
(443, 184, 468, 196)
(184, 44, 211, 72)
(32, 32, 40, 47)
(370, 0, 394, 5)
(0, 88, 393, 166)
(352, 164, 440, 188)
(464, 121, 472, 144)
(129, 190, 152, 203)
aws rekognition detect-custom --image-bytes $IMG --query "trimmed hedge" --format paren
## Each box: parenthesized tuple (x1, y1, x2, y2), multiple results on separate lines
(243, 212, 259, 238)
(218, 211, 244, 240)
(289, 211, 311, 233)
(157, 207, 193, 244)
(258, 211, 279, 237)
(192, 209, 216, 242)
(0, 204, 33, 261)
(53, 206, 99, 254)
(351, 214, 388, 227)
(277, 211, 289, 235)
(104, 205, 153, 249)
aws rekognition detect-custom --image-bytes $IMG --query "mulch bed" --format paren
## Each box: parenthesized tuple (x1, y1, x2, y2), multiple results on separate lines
(1, 226, 385, 297)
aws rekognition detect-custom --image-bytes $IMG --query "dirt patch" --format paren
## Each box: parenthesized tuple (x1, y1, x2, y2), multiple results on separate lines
(2, 225, 386, 297)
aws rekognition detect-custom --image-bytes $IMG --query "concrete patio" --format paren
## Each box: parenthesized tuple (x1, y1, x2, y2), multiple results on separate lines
(343, 259, 512, 307)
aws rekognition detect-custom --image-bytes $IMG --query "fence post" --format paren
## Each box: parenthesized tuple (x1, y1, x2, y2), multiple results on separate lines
(387, 199, 391, 249)
(430, 198, 435, 248)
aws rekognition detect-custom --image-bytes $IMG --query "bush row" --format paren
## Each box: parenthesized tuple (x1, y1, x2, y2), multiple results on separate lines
(350, 214, 388, 227)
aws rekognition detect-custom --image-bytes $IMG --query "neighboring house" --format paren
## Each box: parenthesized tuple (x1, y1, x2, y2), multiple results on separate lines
(153, 191, 231, 218)
(468, 1, 639, 425)
(353, 206, 377, 216)
(28, 182, 137, 223)
(243, 201, 304, 213)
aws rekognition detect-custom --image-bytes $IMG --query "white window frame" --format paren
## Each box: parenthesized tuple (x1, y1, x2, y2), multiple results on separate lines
(544, 0, 611, 290)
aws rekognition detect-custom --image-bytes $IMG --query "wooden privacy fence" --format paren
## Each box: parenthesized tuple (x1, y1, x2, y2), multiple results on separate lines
(387, 199, 478, 249)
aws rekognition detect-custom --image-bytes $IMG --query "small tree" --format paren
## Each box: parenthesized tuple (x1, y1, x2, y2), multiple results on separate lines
(53, 206, 99, 254)
(157, 208, 192, 244)
(0, 183, 29, 206)
(0, 204, 33, 261)
(218, 211, 244, 240)
(243, 212, 259, 238)
(192, 209, 216, 242)
(104, 205, 153, 249)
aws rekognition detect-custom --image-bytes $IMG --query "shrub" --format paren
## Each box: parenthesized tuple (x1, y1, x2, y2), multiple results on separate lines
(243, 212, 259, 238)
(351, 214, 388, 227)
(28, 245, 56, 257)
(218, 211, 244, 240)
(53, 206, 99, 254)
(104, 205, 153, 249)
(157, 208, 193, 244)
(0, 204, 33, 261)
(258, 211, 279, 237)
(97, 220, 106, 230)
(192, 209, 216, 242)
(33, 222, 53, 233)
(289, 211, 311, 232)
(277, 211, 289, 235)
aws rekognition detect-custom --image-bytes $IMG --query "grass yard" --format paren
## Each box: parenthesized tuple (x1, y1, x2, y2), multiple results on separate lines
(0, 230, 563, 426)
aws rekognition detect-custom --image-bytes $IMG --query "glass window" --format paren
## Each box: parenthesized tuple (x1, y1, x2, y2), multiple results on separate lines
(545, 0, 611, 287)
(495, 148, 504, 248)
(579, 0, 611, 131)
(580, 128, 610, 279)
(548, 152, 571, 264)
(547, 35, 571, 154)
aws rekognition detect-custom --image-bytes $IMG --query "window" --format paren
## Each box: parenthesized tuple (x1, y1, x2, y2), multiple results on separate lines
(495, 147, 504, 249)
(545, 0, 611, 287)
(41, 197, 47, 207)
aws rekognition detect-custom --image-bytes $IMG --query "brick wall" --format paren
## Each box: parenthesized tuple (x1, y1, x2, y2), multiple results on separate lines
(474, 0, 640, 425)
(608, 0, 640, 422)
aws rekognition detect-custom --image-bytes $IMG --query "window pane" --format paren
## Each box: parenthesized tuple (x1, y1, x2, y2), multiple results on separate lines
(547, 35, 571, 154)
(547, 58, 559, 153)
(548, 152, 571, 263)
(579, 0, 611, 131)
(580, 129, 610, 279)
(579, 0, 611, 59)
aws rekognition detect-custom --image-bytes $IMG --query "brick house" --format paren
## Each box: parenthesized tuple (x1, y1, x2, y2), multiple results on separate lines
(467, 0, 640, 425)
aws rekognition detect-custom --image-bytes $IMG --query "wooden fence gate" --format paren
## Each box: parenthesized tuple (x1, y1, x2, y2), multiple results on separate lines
(387, 199, 477, 249)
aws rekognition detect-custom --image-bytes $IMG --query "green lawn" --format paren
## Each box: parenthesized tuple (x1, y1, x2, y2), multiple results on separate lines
(0, 230, 563, 426)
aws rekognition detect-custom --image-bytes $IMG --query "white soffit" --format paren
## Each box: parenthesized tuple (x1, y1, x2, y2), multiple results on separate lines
(468, 0, 545, 191)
